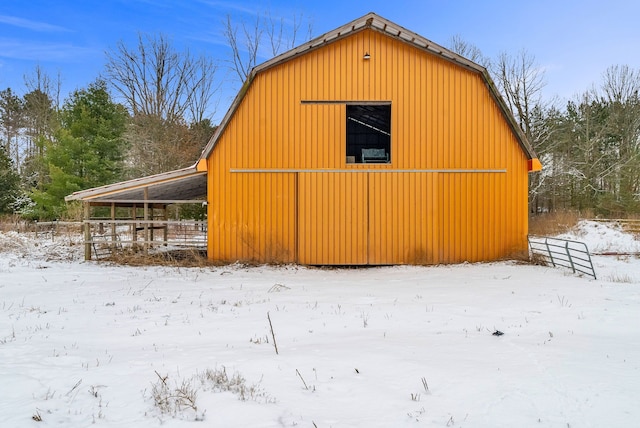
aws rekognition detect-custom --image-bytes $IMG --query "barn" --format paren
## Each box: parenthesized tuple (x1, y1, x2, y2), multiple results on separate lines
(67, 12, 541, 264)
(201, 12, 540, 265)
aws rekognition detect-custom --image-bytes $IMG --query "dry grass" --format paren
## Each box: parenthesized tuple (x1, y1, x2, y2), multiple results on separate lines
(528, 252, 549, 266)
(0, 215, 32, 233)
(149, 367, 274, 421)
(104, 248, 213, 267)
(529, 210, 582, 236)
(605, 272, 636, 284)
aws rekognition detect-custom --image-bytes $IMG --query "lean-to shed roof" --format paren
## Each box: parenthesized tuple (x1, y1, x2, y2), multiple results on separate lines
(200, 12, 536, 161)
(64, 164, 207, 205)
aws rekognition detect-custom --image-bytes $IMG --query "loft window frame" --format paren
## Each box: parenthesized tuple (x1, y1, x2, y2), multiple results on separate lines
(345, 103, 392, 164)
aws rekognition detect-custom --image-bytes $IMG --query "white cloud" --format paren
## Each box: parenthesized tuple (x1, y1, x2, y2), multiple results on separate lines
(0, 15, 70, 32)
(0, 39, 96, 62)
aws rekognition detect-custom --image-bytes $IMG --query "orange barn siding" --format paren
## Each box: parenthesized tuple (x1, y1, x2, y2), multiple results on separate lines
(207, 28, 530, 265)
(298, 173, 368, 265)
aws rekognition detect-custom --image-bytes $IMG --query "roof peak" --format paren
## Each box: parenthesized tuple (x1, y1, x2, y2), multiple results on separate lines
(199, 13, 535, 160)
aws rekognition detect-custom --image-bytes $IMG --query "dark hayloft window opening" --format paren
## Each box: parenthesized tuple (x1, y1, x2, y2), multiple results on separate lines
(346, 104, 391, 163)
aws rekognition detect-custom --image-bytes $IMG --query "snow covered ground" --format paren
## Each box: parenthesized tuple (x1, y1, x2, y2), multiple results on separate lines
(1, 221, 639, 427)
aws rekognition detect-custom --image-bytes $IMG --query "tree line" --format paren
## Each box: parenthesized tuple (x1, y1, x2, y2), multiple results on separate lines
(0, 39, 218, 220)
(1, 16, 639, 220)
(0, 13, 310, 220)
(451, 36, 640, 218)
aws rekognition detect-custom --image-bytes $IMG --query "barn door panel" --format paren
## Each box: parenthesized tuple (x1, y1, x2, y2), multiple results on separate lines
(209, 172, 296, 263)
(368, 172, 438, 264)
(297, 172, 368, 264)
(438, 172, 498, 264)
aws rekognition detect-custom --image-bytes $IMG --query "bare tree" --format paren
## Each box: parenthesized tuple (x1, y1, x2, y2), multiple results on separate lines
(492, 50, 546, 140)
(104, 34, 220, 177)
(123, 114, 215, 177)
(492, 50, 544, 137)
(104, 33, 219, 124)
(601, 64, 640, 104)
(488, 50, 554, 213)
(224, 11, 313, 82)
(188, 56, 221, 124)
(447, 35, 490, 68)
(264, 11, 310, 57)
(24, 65, 61, 111)
(599, 65, 640, 212)
(223, 14, 263, 82)
(22, 65, 60, 156)
(532, 65, 640, 215)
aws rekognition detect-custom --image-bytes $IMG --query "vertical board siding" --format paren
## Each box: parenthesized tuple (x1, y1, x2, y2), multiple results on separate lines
(368, 172, 438, 264)
(207, 163, 296, 263)
(207, 28, 530, 264)
(298, 172, 368, 264)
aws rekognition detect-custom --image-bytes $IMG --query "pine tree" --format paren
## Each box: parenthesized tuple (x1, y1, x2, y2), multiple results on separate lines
(0, 145, 20, 213)
(29, 80, 128, 219)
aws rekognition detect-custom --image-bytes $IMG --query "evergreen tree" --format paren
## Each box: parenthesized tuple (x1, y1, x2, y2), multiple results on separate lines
(29, 80, 128, 219)
(0, 145, 20, 213)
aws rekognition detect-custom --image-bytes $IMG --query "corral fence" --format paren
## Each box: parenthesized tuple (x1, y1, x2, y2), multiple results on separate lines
(83, 219, 207, 260)
(26, 219, 207, 260)
(31, 221, 83, 238)
(588, 218, 640, 236)
(528, 236, 597, 279)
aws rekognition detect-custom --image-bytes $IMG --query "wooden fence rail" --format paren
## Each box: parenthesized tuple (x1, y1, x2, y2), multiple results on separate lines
(33, 221, 83, 239)
(587, 219, 640, 234)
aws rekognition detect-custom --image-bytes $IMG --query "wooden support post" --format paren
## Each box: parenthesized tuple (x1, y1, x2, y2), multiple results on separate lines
(132, 204, 137, 247)
(83, 202, 92, 261)
(143, 188, 149, 255)
(110, 203, 116, 252)
(163, 205, 168, 246)
(150, 206, 155, 242)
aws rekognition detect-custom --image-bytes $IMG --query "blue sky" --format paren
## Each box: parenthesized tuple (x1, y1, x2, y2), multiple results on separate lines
(1, 0, 639, 121)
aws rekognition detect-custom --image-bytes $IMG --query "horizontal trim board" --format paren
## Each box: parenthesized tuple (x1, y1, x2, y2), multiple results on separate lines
(301, 100, 392, 105)
(230, 168, 507, 173)
(84, 219, 207, 225)
(85, 199, 206, 204)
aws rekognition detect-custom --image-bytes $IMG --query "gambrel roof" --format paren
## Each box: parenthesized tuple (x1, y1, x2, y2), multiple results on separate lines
(200, 12, 536, 161)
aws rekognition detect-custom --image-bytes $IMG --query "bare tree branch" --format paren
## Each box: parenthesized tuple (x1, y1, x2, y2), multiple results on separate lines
(223, 11, 313, 83)
(104, 33, 218, 124)
(447, 35, 490, 68)
(492, 50, 546, 139)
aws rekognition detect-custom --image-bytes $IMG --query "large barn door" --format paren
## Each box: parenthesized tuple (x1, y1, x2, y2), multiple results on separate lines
(297, 172, 440, 265)
(297, 172, 368, 264)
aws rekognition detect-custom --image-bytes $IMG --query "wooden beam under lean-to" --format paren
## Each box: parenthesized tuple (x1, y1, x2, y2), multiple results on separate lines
(143, 187, 149, 255)
(83, 202, 91, 261)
